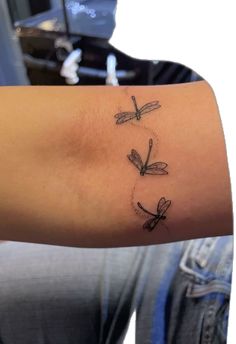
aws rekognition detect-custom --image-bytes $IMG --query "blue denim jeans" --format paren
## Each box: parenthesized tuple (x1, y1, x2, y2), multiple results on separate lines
(0, 237, 232, 344)
(168, 237, 232, 344)
(136, 237, 232, 344)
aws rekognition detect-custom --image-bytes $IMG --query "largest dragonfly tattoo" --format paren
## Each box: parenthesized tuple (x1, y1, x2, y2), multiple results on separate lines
(137, 197, 171, 231)
(114, 96, 161, 125)
(127, 138, 168, 176)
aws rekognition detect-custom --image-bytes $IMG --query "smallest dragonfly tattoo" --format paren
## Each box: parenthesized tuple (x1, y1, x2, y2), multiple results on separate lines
(137, 197, 171, 231)
(127, 138, 168, 176)
(114, 95, 161, 125)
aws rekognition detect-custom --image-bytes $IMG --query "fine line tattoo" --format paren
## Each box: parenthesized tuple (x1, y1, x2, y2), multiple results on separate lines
(114, 96, 161, 125)
(137, 197, 171, 231)
(127, 138, 168, 176)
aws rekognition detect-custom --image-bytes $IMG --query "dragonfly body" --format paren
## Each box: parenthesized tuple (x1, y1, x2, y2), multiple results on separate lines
(137, 197, 171, 231)
(114, 96, 161, 124)
(140, 166, 147, 176)
(127, 138, 168, 176)
(131, 96, 141, 120)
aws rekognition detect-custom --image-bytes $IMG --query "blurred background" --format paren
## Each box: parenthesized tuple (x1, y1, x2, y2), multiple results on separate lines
(0, 0, 203, 86)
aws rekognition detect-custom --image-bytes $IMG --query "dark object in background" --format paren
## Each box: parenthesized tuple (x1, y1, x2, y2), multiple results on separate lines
(29, 0, 50, 16)
(14, 1, 202, 85)
(0, 0, 28, 85)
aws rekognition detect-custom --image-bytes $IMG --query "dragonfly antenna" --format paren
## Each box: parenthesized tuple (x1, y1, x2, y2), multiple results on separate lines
(131, 96, 140, 118)
(137, 202, 156, 216)
(144, 138, 153, 167)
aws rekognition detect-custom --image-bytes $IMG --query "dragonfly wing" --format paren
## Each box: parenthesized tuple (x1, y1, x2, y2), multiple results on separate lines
(157, 197, 167, 212)
(139, 101, 161, 115)
(127, 149, 143, 171)
(146, 162, 168, 175)
(114, 112, 136, 124)
(157, 198, 171, 216)
(143, 217, 160, 231)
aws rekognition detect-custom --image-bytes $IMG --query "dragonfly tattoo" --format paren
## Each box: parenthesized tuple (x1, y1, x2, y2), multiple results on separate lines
(114, 96, 161, 124)
(137, 197, 171, 231)
(127, 138, 168, 176)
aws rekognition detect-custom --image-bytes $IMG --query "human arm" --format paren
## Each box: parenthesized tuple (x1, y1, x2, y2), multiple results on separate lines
(0, 81, 232, 247)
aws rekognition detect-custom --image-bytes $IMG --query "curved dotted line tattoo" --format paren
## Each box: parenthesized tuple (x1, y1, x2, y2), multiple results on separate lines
(129, 121, 159, 151)
(130, 179, 147, 218)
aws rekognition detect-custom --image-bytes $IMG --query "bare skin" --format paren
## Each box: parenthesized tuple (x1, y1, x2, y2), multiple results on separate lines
(0, 81, 232, 247)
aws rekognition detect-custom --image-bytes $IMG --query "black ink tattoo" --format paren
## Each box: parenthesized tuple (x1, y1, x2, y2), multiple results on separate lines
(127, 138, 168, 176)
(137, 197, 171, 231)
(129, 122, 159, 148)
(114, 96, 161, 124)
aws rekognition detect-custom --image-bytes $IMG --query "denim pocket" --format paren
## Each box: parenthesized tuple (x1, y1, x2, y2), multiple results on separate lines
(178, 237, 233, 344)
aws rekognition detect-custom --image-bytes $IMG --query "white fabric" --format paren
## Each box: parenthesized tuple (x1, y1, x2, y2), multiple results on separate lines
(110, 1, 236, 343)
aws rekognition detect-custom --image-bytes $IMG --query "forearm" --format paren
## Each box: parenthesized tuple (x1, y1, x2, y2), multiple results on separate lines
(0, 82, 232, 247)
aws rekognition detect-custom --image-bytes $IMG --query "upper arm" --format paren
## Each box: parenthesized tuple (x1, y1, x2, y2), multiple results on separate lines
(0, 82, 232, 247)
